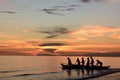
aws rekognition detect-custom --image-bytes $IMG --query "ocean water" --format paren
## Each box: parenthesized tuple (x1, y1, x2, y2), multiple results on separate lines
(0, 56, 120, 80)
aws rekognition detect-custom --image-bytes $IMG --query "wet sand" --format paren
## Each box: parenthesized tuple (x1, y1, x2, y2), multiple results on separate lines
(0, 68, 120, 80)
(71, 68, 120, 80)
(92, 72, 120, 80)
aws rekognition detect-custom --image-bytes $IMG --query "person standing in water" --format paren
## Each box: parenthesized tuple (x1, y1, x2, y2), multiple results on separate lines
(96, 59, 103, 67)
(81, 57, 85, 67)
(86, 57, 90, 67)
(75, 58, 80, 65)
(67, 57, 72, 65)
(90, 56, 94, 67)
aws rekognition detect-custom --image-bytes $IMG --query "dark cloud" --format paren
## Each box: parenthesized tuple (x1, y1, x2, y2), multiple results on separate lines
(42, 8, 64, 16)
(80, 0, 101, 3)
(35, 27, 70, 38)
(41, 4, 79, 16)
(41, 0, 106, 16)
(52, 5, 79, 9)
(0, 11, 16, 14)
(42, 8, 60, 15)
(42, 48, 57, 53)
(46, 35, 59, 38)
(64, 8, 74, 11)
(40, 42, 66, 46)
(81, 0, 90, 3)
(53, 27, 69, 34)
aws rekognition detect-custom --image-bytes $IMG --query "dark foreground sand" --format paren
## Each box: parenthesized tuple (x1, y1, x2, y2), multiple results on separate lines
(91, 72, 120, 80)
(70, 68, 120, 80)
(0, 68, 120, 80)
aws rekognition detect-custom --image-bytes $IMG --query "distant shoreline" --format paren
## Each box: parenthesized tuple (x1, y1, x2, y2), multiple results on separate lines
(36, 55, 120, 57)
(0, 53, 120, 57)
(0, 55, 120, 57)
(36, 54, 120, 57)
(58, 55, 120, 57)
(36, 52, 120, 57)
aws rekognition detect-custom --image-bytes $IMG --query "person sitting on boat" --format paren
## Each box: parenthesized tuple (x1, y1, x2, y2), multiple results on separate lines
(81, 57, 85, 67)
(86, 57, 90, 67)
(67, 57, 72, 65)
(75, 58, 80, 65)
(90, 56, 94, 67)
(96, 59, 103, 67)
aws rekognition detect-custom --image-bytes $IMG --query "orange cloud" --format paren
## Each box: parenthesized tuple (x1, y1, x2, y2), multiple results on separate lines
(110, 33, 120, 39)
(0, 39, 40, 55)
(56, 43, 120, 53)
(0, 39, 40, 49)
(0, 48, 38, 56)
(71, 26, 120, 39)
(0, 25, 120, 55)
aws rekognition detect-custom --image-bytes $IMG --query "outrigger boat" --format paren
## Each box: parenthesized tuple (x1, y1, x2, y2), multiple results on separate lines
(61, 64, 110, 70)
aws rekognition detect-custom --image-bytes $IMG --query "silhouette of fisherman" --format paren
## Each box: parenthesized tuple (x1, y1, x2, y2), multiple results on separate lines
(86, 57, 90, 67)
(81, 57, 85, 67)
(75, 58, 80, 65)
(96, 59, 103, 67)
(90, 56, 94, 67)
(67, 57, 72, 65)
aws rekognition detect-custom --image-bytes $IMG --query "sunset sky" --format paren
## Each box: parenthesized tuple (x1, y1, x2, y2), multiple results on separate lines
(0, 0, 120, 55)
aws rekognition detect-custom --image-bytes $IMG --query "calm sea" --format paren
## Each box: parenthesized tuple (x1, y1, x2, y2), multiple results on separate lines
(0, 56, 120, 80)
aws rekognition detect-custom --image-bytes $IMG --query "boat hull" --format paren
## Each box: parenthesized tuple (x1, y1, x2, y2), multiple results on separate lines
(61, 64, 110, 70)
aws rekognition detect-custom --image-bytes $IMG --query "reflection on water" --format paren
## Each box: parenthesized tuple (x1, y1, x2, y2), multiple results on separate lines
(67, 69, 71, 76)
(0, 56, 119, 80)
(76, 69, 80, 76)
(63, 68, 100, 79)
(62, 68, 120, 80)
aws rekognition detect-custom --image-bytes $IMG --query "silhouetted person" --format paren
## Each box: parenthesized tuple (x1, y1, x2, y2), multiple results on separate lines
(81, 57, 85, 67)
(96, 59, 103, 67)
(75, 58, 80, 65)
(90, 56, 94, 67)
(67, 57, 72, 65)
(86, 57, 90, 67)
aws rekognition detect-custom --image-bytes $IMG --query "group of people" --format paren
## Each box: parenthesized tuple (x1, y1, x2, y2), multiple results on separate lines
(67, 56, 103, 67)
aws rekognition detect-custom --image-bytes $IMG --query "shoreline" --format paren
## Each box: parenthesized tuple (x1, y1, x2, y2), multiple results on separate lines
(0, 68, 120, 80)
(72, 68, 120, 80)
(91, 72, 120, 80)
